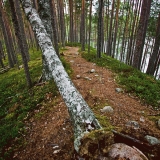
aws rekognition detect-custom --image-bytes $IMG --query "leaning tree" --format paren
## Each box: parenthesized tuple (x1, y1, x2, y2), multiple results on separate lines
(19, 0, 148, 159)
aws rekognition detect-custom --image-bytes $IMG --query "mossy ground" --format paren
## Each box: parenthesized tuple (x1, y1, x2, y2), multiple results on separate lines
(0, 47, 72, 159)
(1, 45, 160, 159)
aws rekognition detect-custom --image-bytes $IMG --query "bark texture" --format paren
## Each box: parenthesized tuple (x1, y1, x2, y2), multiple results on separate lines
(97, 0, 103, 58)
(38, 0, 53, 42)
(132, 0, 151, 69)
(146, 12, 160, 75)
(0, 3, 15, 68)
(50, 0, 59, 57)
(0, 40, 4, 68)
(80, 0, 85, 51)
(9, 0, 32, 88)
(20, 0, 101, 152)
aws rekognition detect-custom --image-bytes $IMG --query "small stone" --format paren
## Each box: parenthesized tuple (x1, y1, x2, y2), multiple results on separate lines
(19, 65, 23, 69)
(76, 75, 81, 79)
(144, 135, 160, 145)
(141, 111, 145, 114)
(140, 116, 145, 122)
(95, 74, 99, 77)
(115, 88, 123, 93)
(158, 119, 160, 129)
(84, 77, 91, 81)
(52, 146, 59, 149)
(90, 69, 95, 73)
(53, 149, 61, 154)
(100, 106, 114, 113)
(70, 60, 74, 63)
(126, 121, 139, 129)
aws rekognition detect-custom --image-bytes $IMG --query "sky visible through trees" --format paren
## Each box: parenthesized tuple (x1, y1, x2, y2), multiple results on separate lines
(0, 0, 160, 80)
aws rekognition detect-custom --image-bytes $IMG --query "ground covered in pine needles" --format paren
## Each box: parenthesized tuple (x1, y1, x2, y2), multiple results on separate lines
(2, 47, 160, 159)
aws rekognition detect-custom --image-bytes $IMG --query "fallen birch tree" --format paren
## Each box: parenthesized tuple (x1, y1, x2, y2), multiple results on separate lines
(20, 0, 148, 159)
(20, 0, 102, 155)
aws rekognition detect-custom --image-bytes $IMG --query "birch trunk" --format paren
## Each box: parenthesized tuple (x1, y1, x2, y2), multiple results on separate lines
(20, 0, 102, 153)
(38, 0, 53, 42)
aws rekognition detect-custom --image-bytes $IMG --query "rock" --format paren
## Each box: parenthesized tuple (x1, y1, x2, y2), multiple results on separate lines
(84, 77, 91, 81)
(157, 100, 160, 104)
(100, 106, 114, 113)
(158, 119, 160, 129)
(70, 60, 74, 63)
(125, 121, 139, 129)
(90, 69, 95, 73)
(53, 149, 61, 154)
(94, 74, 99, 77)
(144, 135, 160, 145)
(115, 88, 123, 93)
(52, 145, 59, 149)
(19, 65, 23, 69)
(76, 75, 81, 79)
(141, 111, 145, 114)
(140, 116, 145, 122)
(107, 143, 148, 160)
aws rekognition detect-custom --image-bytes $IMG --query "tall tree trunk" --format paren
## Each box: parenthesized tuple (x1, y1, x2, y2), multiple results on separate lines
(50, 0, 59, 56)
(112, 0, 120, 58)
(146, 12, 160, 76)
(0, 40, 4, 68)
(107, 0, 115, 56)
(0, 3, 14, 68)
(101, 5, 104, 53)
(20, 0, 102, 153)
(88, 0, 92, 54)
(132, 0, 151, 69)
(129, 0, 142, 65)
(9, 0, 32, 88)
(126, 0, 139, 65)
(58, 0, 66, 47)
(69, 0, 74, 43)
(154, 51, 160, 79)
(120, 0, 130, 62)
(80, 0, 85, 51)
(38, 0, 53, 42)
(15, 0, 30, 61)
(97, 0, 103, 58)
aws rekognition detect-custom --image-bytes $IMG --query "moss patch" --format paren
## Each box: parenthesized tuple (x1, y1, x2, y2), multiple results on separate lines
(79, 129, 114, 159)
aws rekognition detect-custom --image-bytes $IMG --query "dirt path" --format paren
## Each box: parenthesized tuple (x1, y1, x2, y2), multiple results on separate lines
(16, 47, 160, 160)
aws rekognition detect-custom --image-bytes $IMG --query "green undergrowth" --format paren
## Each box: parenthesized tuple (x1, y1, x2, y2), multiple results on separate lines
(81, 47, 160, 109)
(0, 47, 72, 159)
(66, 42, 81, 47)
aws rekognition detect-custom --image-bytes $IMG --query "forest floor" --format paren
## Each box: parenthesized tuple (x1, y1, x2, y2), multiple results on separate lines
(15, 47, 160, 160)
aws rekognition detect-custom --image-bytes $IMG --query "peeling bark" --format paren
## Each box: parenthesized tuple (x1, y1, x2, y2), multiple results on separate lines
(20, 0, 102, 152)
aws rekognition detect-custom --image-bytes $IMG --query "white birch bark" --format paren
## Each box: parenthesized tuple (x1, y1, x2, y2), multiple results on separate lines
(38, 0, 53, 41)
(20, 0, 102, 152)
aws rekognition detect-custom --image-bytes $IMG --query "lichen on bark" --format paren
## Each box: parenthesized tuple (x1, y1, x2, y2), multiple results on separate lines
(20, 0, 102, 152)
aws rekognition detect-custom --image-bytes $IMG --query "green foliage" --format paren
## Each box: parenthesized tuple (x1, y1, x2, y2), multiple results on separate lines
(0, 48, 59, 159)
(0, 46, 73, 159)
(65, 42, 81, 47)
(82, 47, 160, 109)
(60, 56, 73, 76)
